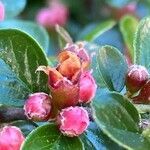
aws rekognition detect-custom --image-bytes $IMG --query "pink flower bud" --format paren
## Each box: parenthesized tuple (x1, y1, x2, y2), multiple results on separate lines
(24, 92, 51, 121)
(36, 1, 68, 28)
(133, 80, 150, 104)
(79, 71, 97, 103)
(126, 65, 149, 93)
(0, 126, 24, 150)
(0, 1, 4, 21)
(57, 106, 89, 137)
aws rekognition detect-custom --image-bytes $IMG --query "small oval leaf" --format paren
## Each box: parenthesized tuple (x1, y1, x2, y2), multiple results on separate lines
(97, 45, 128, 92)
(21, 124, 84, 150)
(92, 91, 150, 150)
(0, 29, 48, 106)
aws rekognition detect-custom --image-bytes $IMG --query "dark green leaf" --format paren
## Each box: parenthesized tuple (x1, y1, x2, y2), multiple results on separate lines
(84, 20, 116, 42)
(10, 120, 37, 137)
(97, 45, 128, 92)
(0, 59, 30, 106)
(120, 15, 138, 63)
(0, 20, 50, 52)
(0, 29, 48, 106)
(1, 0, 26, 18)
(21, 124, 84, 150)
(81, 122, 123, 150)
(134, 17, 150, 71)
(92, 91, 150, 150)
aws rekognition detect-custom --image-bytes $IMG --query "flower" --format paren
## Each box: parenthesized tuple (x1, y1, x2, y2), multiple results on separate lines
(24, 92, 52, 121)
(0, 126, 24, 150)
(57, 106, 89, 137)
(36, 43, 96, 118)
(125, 65, 149, 93)
(79, 71, 97, 103)
(0, 1, 4, 21)
(36, 0, 68, 28)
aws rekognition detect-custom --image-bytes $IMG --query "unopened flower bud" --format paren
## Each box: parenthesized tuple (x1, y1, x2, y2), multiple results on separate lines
(24, 92, 51, 121)
(57, 106, 89, 137)
(79, 71, 97, 103)
(0, 126, 24, 150)
(133, 80, 150, 104)
(126, 65, 149, 93)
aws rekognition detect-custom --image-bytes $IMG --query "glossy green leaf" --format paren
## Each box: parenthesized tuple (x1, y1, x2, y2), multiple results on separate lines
(0, 29, 48, 106)
(92, 91, 150, 150)
(134, 17, 150, 71)
(84, 20, 116, 41)
(21, 124, 84, 150)
(10, 120, 37, 137)
(120, 15, 138, 63)
(1, 0, 26, 18)
(97, 45, 128, 92)
(0, 20, 49, 52)
(81, 122, 122, 150)
(0, 59, 30, 106)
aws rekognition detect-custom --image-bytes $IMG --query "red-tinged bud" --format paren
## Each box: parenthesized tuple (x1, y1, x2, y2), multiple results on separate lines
(0, 1, 4, 21)
(24, 92, 51, 121)
(50, 78, 79, 109)
(79, 71, 97, 103)
(57, 106, 89, 137)
(133, 80, 150, 104)
(126, 65, 149, 93)
(0, 126, 24, 150)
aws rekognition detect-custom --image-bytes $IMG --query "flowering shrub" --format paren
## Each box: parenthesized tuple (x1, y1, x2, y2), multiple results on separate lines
(0, 0, 150, 150)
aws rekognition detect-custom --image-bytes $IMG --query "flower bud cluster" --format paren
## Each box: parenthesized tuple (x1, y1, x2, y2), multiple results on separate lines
(24, 42, 97, 137)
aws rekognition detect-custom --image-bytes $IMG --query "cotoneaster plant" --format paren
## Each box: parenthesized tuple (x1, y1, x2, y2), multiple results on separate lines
(0, 16, 150, 150)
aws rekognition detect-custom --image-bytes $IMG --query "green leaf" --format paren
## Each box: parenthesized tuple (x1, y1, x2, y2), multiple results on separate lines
(0, 20, 49, 52)
(10, 120, 37, 137)
(120, 15, 138, 63)
(0, 59, 30, 106)
(21, 124, 84, 150)
(80, 122, 122, 150)
(134, 17, 150, 71)
(0, 29, 48, 106)
(84, 20, 116, 41)
(1, 0, 26, 18)
(92, 91, 150, 150)
(97, 45, 128, 92)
